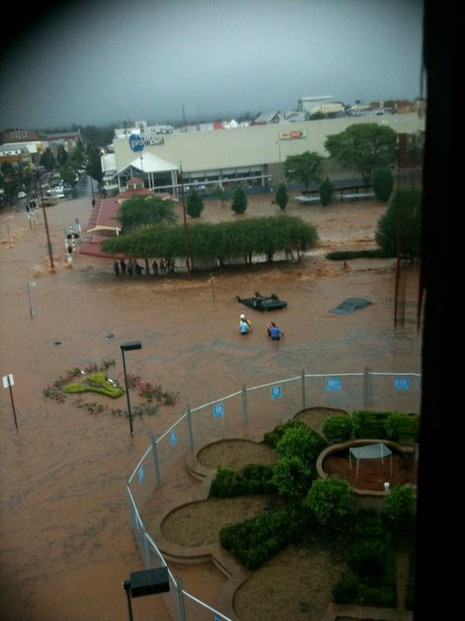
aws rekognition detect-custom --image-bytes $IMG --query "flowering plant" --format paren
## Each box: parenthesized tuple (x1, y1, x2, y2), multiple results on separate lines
(43, 361, 178, 418)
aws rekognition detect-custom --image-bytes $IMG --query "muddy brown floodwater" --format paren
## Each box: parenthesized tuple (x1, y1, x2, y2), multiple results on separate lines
(0, 191, 421, 621)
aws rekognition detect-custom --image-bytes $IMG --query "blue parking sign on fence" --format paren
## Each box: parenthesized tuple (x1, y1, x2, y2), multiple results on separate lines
(213, 403, 224, 418)
(326, 377, 342, 391)
(138, 464, 145, 484)
(271, 385, 282, 399)
(395, 376, 410, 390)
(170, 429, 177, 446)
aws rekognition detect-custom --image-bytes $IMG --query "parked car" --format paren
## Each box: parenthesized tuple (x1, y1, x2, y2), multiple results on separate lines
(50, 186, 65, 198)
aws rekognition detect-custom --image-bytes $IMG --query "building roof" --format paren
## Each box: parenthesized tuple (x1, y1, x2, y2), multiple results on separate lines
(80, 189, 175, 259)
(121, 152, 178, 174)
(79, 197, 124, 258)
(2, 129, 43, 143)
(101, 153, 116, 174)
(250, 112, 281, 125)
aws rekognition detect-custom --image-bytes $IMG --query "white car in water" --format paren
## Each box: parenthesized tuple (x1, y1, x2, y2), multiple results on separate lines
(50, 186, 65, 199)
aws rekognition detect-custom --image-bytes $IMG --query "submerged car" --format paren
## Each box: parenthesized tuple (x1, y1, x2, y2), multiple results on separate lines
(236, 291, 287, 312)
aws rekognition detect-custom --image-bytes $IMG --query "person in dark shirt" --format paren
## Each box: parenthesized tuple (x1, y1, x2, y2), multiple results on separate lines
(267, 321, 284, 340)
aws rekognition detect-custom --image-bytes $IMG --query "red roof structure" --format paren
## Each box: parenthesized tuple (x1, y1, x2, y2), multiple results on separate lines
(79, 180, 176, 259)
(79, 196, 125, 259)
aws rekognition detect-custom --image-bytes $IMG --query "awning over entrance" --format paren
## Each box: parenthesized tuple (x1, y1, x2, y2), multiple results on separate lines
(122, 153, 178, 174)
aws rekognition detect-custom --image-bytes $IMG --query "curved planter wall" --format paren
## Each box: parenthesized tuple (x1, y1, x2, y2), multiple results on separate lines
(316, 438, 417, 512)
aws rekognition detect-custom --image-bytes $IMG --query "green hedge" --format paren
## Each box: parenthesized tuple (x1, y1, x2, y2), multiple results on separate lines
(102, 214, 319, 268)
(209, 464, 276, 498)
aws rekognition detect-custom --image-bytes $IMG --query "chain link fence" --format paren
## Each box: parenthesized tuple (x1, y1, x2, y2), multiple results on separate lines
(126, 368, 421, 621)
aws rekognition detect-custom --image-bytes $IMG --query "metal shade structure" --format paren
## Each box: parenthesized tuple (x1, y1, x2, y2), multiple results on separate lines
(349, 442, 393, 480)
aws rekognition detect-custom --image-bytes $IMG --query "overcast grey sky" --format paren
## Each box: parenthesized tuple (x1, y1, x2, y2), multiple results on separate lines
(0, 0, 424, 131)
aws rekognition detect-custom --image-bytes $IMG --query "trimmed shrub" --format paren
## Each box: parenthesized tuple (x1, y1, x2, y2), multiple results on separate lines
(319, 177, 334, 206)
(351, 410, 391, 439)
(332, 569, 359, 604)
(219, 504, 310, 570)
(322, 415, 353, 443)
(372, 166, 394, 201)
(271, 455, 315, 499)
(305, 478, 354, 527)
(349, 511, 385, 541)
(384, 412, 420, 443)
(209, 464, 276, 498)
(263, 420, 307, 449)
(348, 541, 387, 582)
(384, 484, 416, 531)
(186, 188, 204, 218)
(276, 423, 327, 464)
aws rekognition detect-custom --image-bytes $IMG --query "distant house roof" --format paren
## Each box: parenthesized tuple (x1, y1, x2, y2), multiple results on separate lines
(222, 119, 240, 129)
(250, 112, 281, 125)
(2, 129, 43, 143)
(284, 111, 306, 122)
(46, 131, 82, 142)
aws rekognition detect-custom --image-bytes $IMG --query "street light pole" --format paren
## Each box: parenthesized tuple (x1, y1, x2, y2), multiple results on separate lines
(120, 341, 142, 436)
(122, 567, 169, 621)
(90, 175, 96, 207)
(27, 281, 36, 318)
(122, 580, 134, 621)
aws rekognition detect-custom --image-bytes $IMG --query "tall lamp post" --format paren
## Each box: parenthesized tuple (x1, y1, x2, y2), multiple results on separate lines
(122, 567, 169, 621)
(90, 175, 96, 206)
(27, 281, 37, 318)
(120, 341, 142, 436)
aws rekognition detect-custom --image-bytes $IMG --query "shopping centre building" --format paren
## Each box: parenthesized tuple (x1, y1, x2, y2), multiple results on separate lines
(102, 111, 425, 198)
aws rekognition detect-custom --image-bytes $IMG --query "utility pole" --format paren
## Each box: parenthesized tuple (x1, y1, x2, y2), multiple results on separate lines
(179, 167, 191, 279)
(37, 176, 55, 272)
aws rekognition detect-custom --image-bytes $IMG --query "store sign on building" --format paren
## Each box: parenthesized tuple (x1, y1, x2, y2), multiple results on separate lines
(278, 130, 307, 140)
(129, 133, 164, 152)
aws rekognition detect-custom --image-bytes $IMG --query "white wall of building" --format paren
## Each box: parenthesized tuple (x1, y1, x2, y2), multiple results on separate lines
(111, 113, 424, 190)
